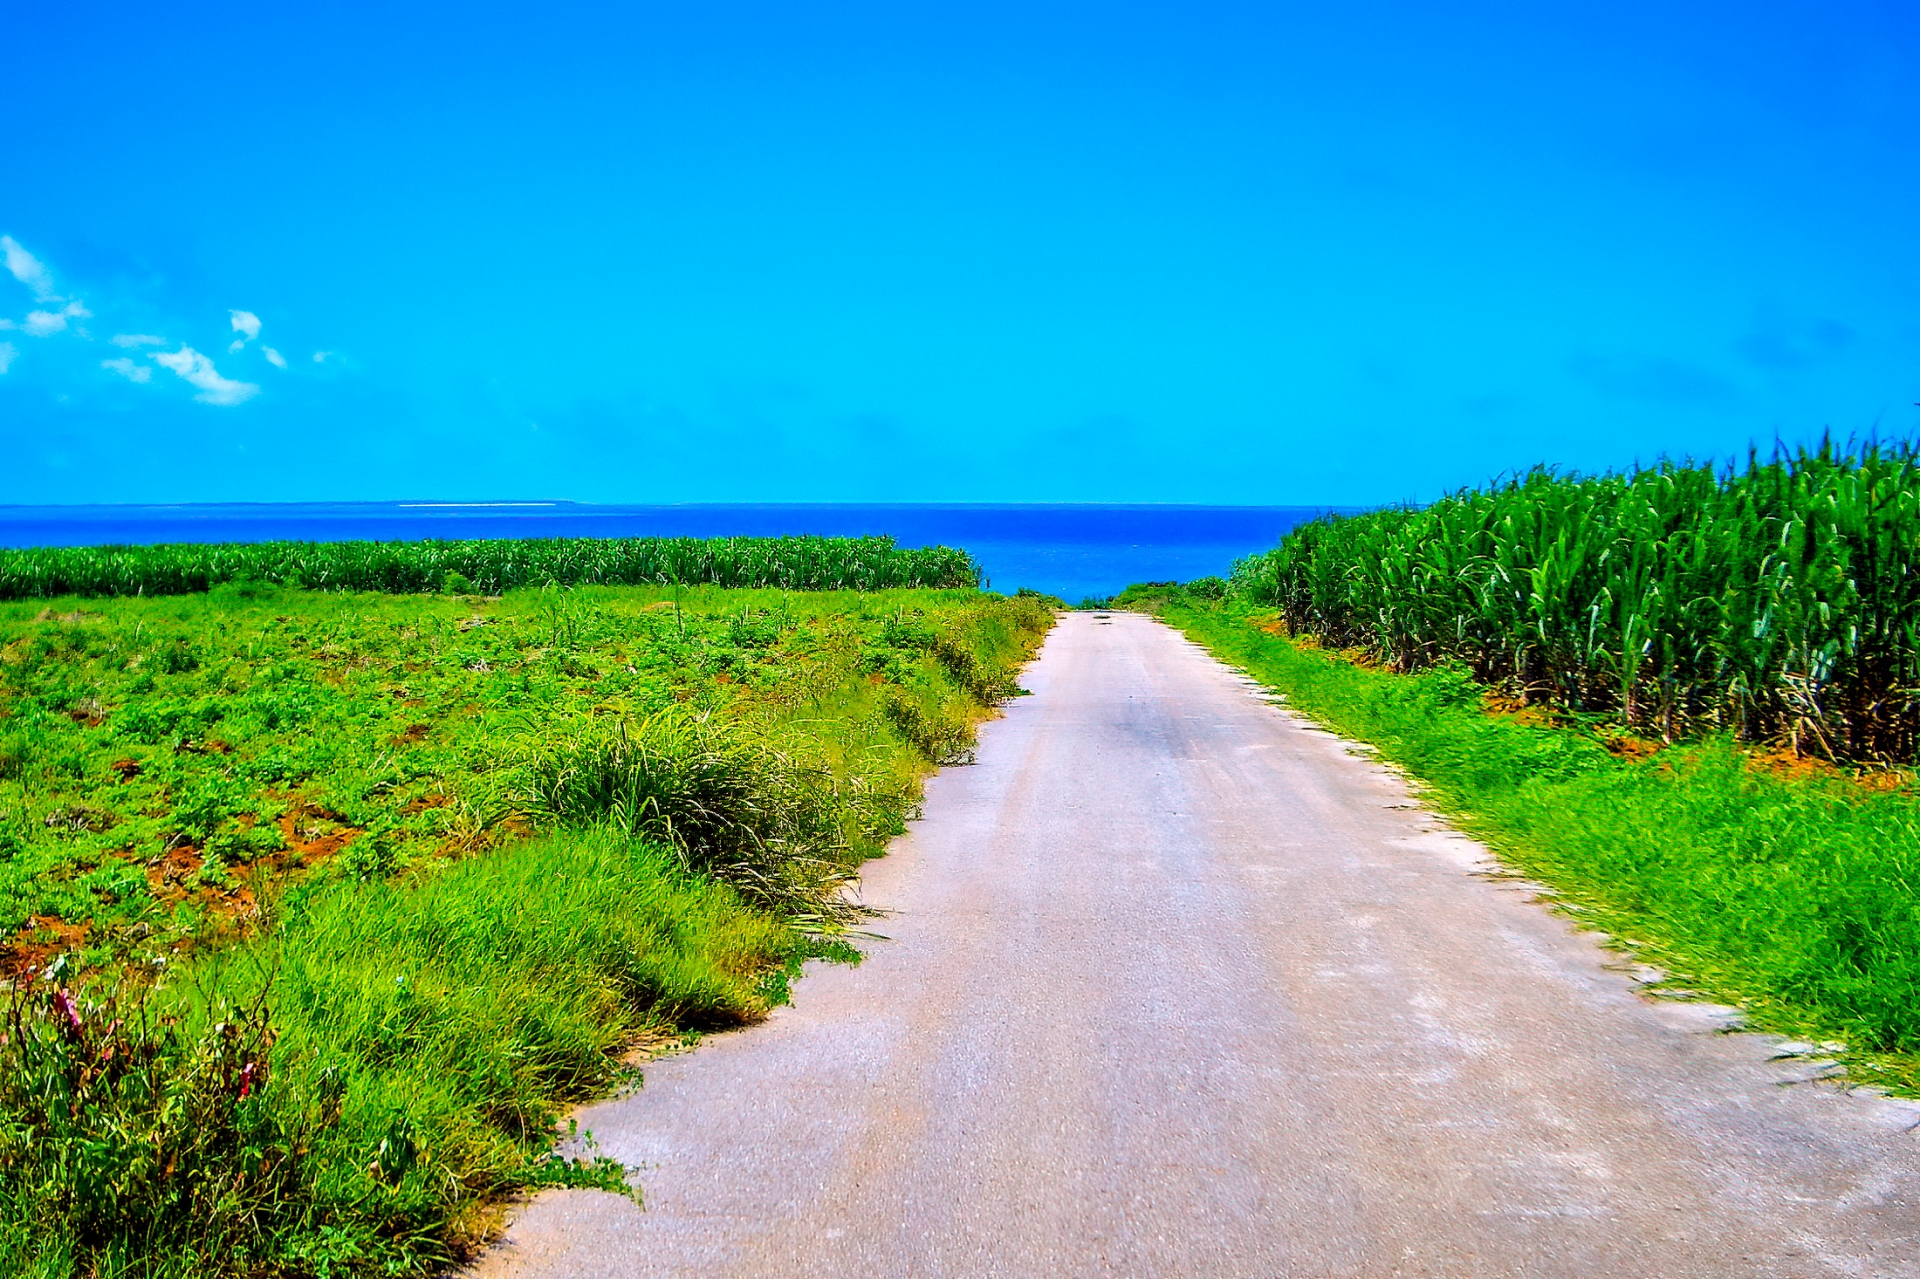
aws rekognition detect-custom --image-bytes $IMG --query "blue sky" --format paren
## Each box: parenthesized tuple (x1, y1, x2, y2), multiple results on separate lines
(3, 1, 1916, 506)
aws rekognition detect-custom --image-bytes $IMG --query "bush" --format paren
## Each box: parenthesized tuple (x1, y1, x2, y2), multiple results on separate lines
(517, 707, 868, 919)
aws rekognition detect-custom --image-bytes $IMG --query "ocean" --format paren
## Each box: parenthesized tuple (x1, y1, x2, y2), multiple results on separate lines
(0, 503, 1348, 603)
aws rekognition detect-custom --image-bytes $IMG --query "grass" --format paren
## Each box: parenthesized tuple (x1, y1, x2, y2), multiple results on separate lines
(1232, 440, 1920, 764)
(0, 581, 1036, 967)
(0, 533, 980, 600)
(2, 832, 784, 1278)
(0, 579, 1055, 1276)
(1125, 585, 1920, 1093)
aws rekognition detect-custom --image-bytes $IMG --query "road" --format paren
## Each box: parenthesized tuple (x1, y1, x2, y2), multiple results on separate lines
(475, 612, 1920, 1277)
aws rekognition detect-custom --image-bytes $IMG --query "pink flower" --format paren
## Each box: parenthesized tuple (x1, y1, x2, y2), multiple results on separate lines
(50, 990, 83, 1039)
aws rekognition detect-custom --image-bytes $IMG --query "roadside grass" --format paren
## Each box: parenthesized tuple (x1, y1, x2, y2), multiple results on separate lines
(0, 582, 1054, 1277)
(1128, 587, 1920, 1094)
(1, 831, 786, 1278)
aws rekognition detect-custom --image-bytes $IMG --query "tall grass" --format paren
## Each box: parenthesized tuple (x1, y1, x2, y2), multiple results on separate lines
(0, 535, 979, 600)
(517, 707, 871, 922)
(1230, 440, 1920, 763)
(1, 831, 788, 1277)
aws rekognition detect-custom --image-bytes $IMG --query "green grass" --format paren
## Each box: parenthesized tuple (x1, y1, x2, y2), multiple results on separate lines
(0, 580, 1055, 1277)
(2, 831, 786, 1278)
(0, 582, 1037, 967)
(1232, 441, 1920, 764)
(0, 533, 979, 600)
(1130, 588, 1920, 1088)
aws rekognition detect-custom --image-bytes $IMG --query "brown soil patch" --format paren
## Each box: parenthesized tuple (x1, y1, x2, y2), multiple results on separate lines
(1479, 690, 1570, 731)
(1600, 734, 1665, 762)
(2, 914, 92, 977)
(275, 806, 363, 869)
(110, 757, 143, 781)
(1743, 745, 1910, 792)
(147, 845, 204, 896)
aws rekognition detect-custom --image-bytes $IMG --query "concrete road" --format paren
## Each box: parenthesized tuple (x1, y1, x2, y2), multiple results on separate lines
(475, 612, 1920, 1278)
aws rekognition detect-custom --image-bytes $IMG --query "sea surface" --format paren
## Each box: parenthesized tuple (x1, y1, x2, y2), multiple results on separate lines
(0, 503, 1351, 603)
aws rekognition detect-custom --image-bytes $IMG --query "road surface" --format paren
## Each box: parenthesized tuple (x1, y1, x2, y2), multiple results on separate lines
(476, 612, 1920, 1277)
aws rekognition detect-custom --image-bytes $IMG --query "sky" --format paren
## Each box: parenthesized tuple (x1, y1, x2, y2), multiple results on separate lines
(2, 1, 1916, 507)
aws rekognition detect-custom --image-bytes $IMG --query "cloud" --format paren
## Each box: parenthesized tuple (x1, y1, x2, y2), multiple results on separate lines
(0, 342, 15, 374)
(151, 345, 259, 406)
(1, 236, 59, 302)
(227, 309, 262, 352)
(263, 346, 287, 368)
(312, 350, 332, 363)
(18, 301, 92, 337)
(102, 356, 152, 383)
(111, 333, 167, 347)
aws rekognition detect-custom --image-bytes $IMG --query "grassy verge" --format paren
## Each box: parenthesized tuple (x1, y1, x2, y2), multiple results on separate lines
(0, 583, 1053, 1277)
(1126, 587, 1920, 1092)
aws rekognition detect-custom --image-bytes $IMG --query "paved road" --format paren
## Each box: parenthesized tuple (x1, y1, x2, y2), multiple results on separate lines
(476, 613, 1920, 1278)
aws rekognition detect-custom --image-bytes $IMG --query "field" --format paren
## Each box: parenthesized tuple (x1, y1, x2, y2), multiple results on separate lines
(1231, 442, 1920, 765)
(0, 574, 1053, 1277)
(0, 533, 980, 600)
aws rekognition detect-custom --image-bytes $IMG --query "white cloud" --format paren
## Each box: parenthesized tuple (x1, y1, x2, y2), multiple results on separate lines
(263, 346, 287, 368)
(1, 236, 59, 302)
(102, 356, 152, 383)
(229, 308, 261, 342)
(0, 342, 15, 374)
(151, 345, 259, 406)
(312, 350, 332, 363)
(21, 301, 92, 337)
(111, 333, 166, 347)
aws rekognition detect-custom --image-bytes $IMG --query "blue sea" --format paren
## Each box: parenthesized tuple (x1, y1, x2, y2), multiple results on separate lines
(0, 503, 1349, 603)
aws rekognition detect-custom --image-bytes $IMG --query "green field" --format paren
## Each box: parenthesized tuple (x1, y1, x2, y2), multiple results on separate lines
(0, 572, 1052, 1277)
(0, 533, 979, 600)
(1232, 442, 1920, 765)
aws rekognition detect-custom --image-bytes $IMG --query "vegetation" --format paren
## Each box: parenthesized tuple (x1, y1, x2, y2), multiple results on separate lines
(0, 534, 980, 601)
(1123, 566, 1920, 1098)
(1230, 441, 1920, 764)
(0, 579, 1053, 1277)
